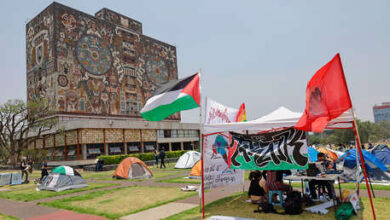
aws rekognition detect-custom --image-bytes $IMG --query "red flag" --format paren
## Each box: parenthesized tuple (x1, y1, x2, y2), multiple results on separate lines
(295, 53, 352, 132)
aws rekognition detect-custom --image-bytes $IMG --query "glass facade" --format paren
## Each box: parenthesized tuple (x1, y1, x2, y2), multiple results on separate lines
(373, 103, 390, 123)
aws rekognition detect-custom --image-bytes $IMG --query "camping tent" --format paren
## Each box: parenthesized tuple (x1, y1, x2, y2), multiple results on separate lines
(338, 149, 388, 172)
(317, 148, 339, 162)
(190, 160, 202, 178)
(38, 166, 87, 192)
(203, 106, 353, 134)
(175, 151, 201, 169)
(113, 157, 153, 179)
(308, 147, 319, 162)
(371, 145, 390, 165)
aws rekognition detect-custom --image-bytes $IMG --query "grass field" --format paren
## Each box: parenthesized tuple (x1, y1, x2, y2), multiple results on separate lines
(0, 182, 116, 202)
(158, 176, 201, 184)
(80, 168, 187, 181)
(0, 213, 18, 220)
(42, 185, 197, 219)
(164, 192, 390, 220)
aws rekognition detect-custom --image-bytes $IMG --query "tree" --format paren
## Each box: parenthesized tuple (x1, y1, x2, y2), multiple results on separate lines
(0, 99, 57, 165)
(307, 119, 390, 146)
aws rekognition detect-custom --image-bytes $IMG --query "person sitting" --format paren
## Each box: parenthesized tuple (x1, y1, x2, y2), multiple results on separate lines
(266, 170, 292, 192)
(308, 153, 334, 200)
(248, 171, 266, 203)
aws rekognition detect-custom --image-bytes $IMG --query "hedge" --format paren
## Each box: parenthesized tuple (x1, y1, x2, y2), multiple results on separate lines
(98, 150, 189, 165)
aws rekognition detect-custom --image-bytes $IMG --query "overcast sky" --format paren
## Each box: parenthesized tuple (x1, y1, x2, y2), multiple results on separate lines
(0, 0, 389, 122)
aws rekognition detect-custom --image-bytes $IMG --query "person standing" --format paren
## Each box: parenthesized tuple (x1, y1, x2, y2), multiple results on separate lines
(154, 149, 159, 168)
(20, 158, 28, 183)
(40, 159, 48, 182)
(159, 148, 166, 169)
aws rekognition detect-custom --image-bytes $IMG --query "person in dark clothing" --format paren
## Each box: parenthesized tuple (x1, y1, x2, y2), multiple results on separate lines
(248, 171, 266, 203)
(20, 158, 29, 183)
(159, 149, 166, 168)
(309, 153, 334, 199)
(40, 159, 48, 182)
(266, 170, 292, 192)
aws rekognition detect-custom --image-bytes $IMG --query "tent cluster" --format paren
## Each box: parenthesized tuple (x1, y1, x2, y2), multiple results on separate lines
(308, 145, 390, 182)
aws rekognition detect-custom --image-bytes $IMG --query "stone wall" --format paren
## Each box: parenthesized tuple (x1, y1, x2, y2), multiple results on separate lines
(81, 128, 104, 144)
(105, 128, 123, 143)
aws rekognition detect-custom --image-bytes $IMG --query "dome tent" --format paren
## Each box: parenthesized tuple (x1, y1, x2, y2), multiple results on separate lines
(371, 145, 390, 165)
(175, 151, 201, 169)
(113, 157, 153, 179)
(190, 160, 202, 178)
(38, 166, 87, 192)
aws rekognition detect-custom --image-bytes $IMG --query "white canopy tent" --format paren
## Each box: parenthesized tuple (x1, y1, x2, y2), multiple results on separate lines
(203, 106, 354, 134)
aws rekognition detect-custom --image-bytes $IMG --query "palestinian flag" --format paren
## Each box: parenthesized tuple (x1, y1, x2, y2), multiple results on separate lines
(141, 73, 200, 121)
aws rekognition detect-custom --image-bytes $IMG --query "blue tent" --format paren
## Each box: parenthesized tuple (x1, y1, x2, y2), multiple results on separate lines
(372, 145, 390, 165)
(338, 149, 388, 172)
(308, 147, 319, 162)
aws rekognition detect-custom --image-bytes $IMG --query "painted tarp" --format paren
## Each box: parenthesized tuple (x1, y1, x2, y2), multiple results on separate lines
(229, 128, 309, 170)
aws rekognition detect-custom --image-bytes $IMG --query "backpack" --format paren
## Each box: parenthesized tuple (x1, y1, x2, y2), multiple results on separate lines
(283, 191, 303, 215)
(254, 202, 277, 214)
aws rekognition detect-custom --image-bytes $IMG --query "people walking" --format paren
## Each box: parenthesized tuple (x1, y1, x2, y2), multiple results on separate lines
(20, 158, 29, 184)
(159, 148, 166, 169)
(154, 149, 159, 168)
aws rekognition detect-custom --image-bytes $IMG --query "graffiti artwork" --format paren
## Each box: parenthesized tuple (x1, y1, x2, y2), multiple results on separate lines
(26, 2, 179, 119)
(229, 128, 308, 170)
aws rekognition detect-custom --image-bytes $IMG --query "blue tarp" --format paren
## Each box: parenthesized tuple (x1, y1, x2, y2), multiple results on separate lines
(372, 145, 390, 165)
(308, 147, 319, 162)
(338, 149, 388, 171)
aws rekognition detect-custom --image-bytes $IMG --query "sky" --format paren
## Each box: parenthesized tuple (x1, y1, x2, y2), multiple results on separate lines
(0, 0, 389, 122)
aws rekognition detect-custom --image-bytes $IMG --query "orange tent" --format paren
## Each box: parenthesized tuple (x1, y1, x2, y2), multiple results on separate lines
(317, 148, 338, 162)
(190, 160, 202, 177)
(113, 157, 153, 179)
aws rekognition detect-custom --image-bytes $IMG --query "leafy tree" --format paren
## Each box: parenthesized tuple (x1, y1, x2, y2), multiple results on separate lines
(0, 99, 57, 165)
(307, 119, 390, 146)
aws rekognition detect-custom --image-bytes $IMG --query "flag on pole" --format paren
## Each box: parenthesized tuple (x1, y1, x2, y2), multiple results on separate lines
(295, 53, 352, 132)
(141, 73, 200, 121)
(235, 103, 247, 122)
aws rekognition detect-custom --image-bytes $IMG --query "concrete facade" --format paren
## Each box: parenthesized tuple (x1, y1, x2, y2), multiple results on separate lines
(373, 102, 390, 124)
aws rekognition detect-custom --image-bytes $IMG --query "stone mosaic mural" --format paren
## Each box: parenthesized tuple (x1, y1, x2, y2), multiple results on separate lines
(26, 2, 180, 119)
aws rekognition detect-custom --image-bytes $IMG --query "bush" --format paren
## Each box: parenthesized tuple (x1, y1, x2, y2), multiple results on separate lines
(98, 150, 188, 165)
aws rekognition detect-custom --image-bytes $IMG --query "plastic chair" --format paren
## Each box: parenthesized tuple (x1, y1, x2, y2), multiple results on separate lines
(268, 190, 284, 207)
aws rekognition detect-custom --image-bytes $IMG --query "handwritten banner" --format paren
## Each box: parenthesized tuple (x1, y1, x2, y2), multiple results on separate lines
(204, 134, 244, 188)
(229, 128, 308, 170)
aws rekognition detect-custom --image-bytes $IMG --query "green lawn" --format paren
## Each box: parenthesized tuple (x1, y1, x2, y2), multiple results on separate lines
(41, 185, 197, 219)
(0, 182, 116, 202)
(81, 168, 187, 181)
(164, 192, 390, 220)
(158, 176, 201, 184)
(0, 213, 18, 220)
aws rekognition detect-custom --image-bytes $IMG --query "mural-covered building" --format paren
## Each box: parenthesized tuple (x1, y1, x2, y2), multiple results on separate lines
(26, 2, 199, 161)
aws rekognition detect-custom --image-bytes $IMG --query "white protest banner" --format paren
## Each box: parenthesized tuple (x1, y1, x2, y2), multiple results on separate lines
(203, 98, 244, 189)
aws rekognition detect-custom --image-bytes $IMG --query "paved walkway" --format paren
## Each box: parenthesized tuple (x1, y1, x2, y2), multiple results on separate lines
(0, 198, 105, 220)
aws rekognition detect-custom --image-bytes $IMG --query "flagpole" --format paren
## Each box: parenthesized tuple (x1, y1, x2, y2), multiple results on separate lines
(351, 110, 376, 220)
(338, 54, 376, 220)
(199, 69, 206, 219)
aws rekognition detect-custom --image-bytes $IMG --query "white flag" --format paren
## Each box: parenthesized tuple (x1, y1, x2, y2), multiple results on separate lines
(205, 98, 238, 125)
